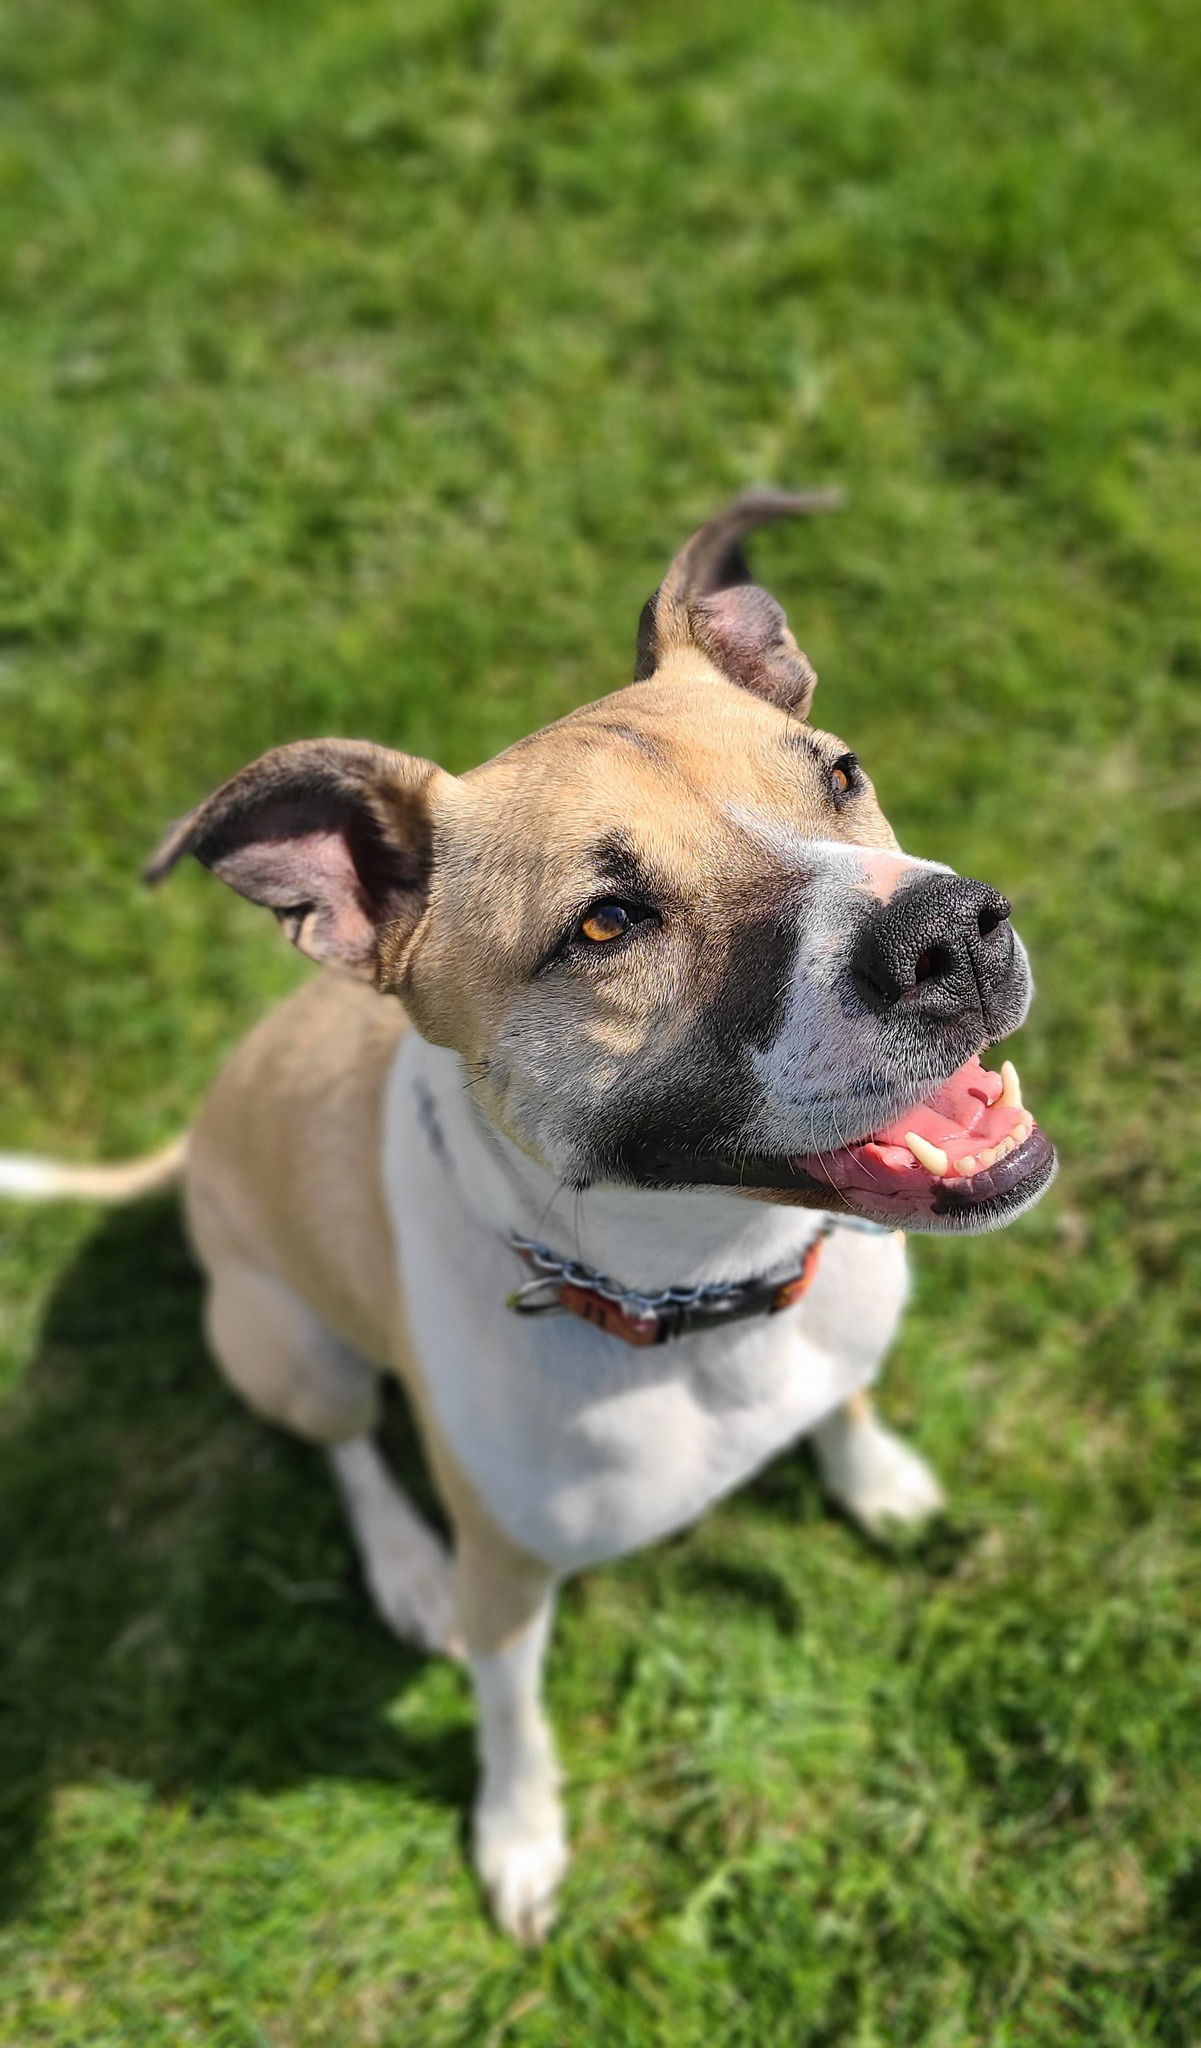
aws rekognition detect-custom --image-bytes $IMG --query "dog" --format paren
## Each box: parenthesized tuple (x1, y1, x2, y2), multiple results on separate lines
(0, 493, 1055, 1942)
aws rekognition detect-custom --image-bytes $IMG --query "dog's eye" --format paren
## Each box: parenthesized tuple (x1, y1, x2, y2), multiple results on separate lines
(579, 901, 634, 944)
(534, 898, 657, 976)
(828, 753, 859, 803)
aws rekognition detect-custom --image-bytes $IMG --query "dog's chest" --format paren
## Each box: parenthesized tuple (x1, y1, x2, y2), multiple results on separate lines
(400, 1217, 854, 1572)
(383, 1053, 898, 1573)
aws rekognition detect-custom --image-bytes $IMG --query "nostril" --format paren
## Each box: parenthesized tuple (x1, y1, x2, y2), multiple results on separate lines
(913, 941, 955, 986)
(853, 878, 1011, 1013)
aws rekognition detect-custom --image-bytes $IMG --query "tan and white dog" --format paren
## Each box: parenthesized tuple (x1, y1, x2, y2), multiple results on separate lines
(1, 494, 1055, 1942)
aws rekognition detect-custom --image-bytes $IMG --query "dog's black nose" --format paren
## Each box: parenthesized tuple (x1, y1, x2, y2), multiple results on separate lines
(852, 874, 1014, 1018)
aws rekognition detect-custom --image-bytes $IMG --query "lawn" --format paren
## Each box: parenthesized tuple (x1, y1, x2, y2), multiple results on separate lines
(1, 0, 1199, 2040)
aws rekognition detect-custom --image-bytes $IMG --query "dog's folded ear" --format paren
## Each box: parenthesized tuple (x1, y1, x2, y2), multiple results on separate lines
(635, 487, 842, 716)
(144, 738, 453, 984)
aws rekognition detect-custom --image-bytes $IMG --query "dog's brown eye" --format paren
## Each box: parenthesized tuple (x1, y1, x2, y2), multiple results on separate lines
(829, 753, 858, 802)
(580, 902, 632, 944)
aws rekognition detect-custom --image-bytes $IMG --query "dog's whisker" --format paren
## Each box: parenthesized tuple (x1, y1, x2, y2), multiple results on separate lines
(533, 1176, 571, 1239)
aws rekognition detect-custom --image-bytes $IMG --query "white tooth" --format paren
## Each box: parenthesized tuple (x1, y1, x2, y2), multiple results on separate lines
(906, 1132, 950, 1176)
(1000, 1059, 1022, 1110)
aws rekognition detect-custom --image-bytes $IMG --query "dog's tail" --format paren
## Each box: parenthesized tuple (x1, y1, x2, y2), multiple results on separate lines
(0, 1133, 188, 1204)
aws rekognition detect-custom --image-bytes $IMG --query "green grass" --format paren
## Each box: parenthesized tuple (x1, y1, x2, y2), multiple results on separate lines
(1, 0, 1200, 2039)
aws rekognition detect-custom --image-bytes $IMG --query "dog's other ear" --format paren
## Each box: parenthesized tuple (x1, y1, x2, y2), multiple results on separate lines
(145, 738, 453, 984)
(635, 487, 842, 716)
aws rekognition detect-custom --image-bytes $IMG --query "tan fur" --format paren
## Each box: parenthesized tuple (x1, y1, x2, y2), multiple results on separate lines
(184, 969, 549, 1653)
(0, 1135, 187, 1202)
(185, 973, 405, 1370)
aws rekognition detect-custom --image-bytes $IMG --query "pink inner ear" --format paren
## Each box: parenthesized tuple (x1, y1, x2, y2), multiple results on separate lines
(694, 584, 817, 714)
(701, 586, 776, 664)
(212, 827, 378, 972)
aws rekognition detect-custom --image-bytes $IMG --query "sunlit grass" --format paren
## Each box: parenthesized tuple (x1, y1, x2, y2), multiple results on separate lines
(1, 0, 1199, 2040)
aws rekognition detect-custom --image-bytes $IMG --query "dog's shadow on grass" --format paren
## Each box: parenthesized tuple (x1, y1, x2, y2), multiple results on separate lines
(0, 1200, 474, 1922)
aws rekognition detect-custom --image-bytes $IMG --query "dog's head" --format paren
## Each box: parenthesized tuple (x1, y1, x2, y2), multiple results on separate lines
(148, 493, 1055, 1233)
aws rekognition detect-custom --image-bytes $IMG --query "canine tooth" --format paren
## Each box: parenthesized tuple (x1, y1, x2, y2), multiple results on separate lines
(1000, 1060, 1022, 1110)
(906, 1132, 950, 1176)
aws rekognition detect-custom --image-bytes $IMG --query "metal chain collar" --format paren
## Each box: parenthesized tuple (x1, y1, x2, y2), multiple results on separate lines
(507, 1215, 879, 1319)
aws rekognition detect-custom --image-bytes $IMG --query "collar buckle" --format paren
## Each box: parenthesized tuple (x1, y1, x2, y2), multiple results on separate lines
(507, 1275, 568, 1316)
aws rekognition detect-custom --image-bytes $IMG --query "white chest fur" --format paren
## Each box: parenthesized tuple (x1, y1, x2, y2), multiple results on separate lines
(383, 1035, 909, 1575)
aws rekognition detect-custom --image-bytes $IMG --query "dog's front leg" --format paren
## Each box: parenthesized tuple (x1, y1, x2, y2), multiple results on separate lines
(456, 1541, 566, 1944)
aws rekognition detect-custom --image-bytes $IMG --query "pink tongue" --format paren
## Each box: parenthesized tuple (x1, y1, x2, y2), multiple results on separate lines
(874, 1055, 1003, 1147)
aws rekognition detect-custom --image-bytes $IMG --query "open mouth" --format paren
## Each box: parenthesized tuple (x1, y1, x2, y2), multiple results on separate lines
(778, 1053, 1056, 1232)
(627, 1052, 1056, 1233)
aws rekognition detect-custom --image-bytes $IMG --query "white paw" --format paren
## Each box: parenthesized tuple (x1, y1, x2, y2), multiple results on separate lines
(820, 1420, 945, 1538)
(474, 1801, 569, 1945)
(365, 1536, 462, 1657)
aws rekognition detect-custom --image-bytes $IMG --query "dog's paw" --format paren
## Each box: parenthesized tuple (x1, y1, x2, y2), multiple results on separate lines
(330, 1439, 464, 1657)
(364, 1537, 462, 1658)
(474, 1800, 569, 1945)
(818, 1416, 945, 1539)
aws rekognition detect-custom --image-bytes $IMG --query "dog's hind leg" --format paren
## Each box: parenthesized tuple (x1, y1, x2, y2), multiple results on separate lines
(810, 1389, 945, 1539)
(328, 1434, 459, 1656)
(205, 1263, 457, 1654)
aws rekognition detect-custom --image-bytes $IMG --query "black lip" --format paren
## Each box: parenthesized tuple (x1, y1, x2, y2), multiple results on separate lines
(925, 1126, 1058, 1229)
(620, 1146, 828, 1196)
(619, 1123, 1057, 1235)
